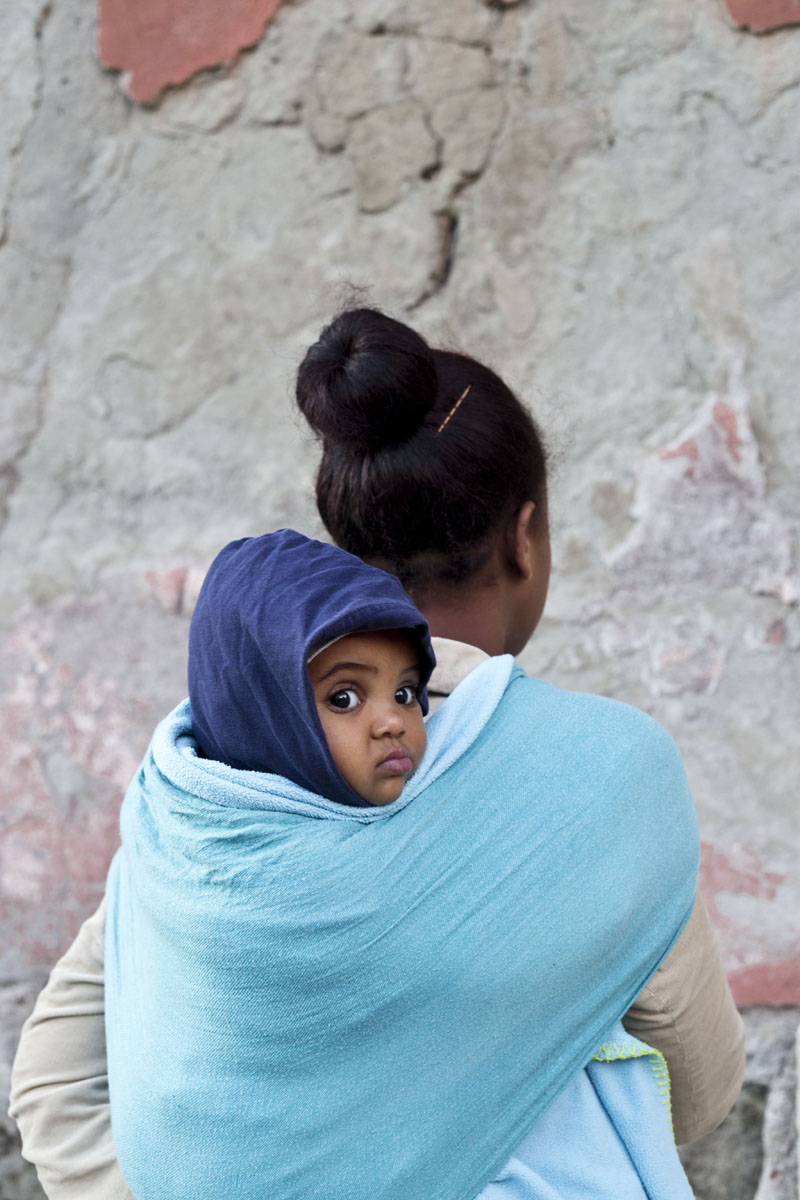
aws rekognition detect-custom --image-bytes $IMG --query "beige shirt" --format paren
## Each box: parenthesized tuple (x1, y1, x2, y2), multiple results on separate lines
(9, 638, 745, 1198)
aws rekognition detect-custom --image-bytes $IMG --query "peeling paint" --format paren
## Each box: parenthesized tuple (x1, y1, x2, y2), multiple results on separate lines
(605, 352, 799, 607)
(0, 826, 55, 905)
(97, 0, 286, 104)
(641, 609, 726, 697)
(712, 399, 742, 463)
(0, 570, 191, 980)
(724, 0, 800, 33)
(765, 618, 785, 644)
(145, 567, 188, 615)
(697, 838, 799, 1006)
(700, 840, 784, 910)
(728, 959, 800, 1006)
(661, 438, 699, 464)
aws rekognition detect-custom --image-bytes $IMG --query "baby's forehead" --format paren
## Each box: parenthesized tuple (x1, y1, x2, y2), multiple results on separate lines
(307, 629, 424, 677)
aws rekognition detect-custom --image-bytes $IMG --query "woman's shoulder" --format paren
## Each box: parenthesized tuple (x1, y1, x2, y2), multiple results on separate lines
(495, 670, 697, 856)
(504, 669, 683, 772)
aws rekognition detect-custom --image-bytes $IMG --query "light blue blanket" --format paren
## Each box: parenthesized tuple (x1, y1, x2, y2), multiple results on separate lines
(106, 658, 699, 1200)
(480, 1022, 694, 1198)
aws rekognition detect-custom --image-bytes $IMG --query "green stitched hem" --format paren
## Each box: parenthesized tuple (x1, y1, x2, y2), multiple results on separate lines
(592, 1037, 674, 1138)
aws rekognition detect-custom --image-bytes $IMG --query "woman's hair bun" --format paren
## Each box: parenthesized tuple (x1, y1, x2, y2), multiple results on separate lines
(296, 308, 438, 453)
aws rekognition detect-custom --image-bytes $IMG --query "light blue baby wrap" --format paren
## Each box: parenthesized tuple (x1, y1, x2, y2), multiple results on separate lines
(106, 658, 699, 1200)
(481, 1022, 693, 1199)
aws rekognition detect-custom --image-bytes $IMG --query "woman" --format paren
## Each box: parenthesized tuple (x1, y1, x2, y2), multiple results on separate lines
(10, 309, 744, 1199)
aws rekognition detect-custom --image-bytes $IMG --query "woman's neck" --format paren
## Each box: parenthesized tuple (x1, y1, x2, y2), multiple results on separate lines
(415, 585, 512, 658)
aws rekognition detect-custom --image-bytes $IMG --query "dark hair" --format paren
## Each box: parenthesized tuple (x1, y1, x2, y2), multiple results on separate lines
(296, 308, 548, 593)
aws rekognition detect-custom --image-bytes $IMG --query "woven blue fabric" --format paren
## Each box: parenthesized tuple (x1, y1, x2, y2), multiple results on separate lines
(106, 659, 699, 1200)
(188, 529, 435, 806)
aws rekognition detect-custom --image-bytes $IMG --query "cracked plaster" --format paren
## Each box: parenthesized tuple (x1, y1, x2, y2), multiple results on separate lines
(0, 1, 46, 246)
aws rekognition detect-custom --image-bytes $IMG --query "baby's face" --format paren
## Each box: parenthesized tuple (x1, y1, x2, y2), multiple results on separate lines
(308, 630, 427, 806)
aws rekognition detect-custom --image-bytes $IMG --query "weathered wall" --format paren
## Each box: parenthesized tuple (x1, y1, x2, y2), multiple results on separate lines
(1, 0, 798, 1196)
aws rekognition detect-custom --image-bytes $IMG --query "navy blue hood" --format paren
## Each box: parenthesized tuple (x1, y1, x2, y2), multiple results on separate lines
(188, 529, 435, 806)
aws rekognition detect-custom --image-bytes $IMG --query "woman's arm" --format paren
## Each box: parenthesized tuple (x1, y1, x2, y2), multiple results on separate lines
(622, 889, 746, 1145)
(9, 898, 134, 1200)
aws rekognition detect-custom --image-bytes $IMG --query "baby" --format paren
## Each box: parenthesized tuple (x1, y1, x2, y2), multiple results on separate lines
(97, 528, 439, 1195)
(185, 526, 434, 804)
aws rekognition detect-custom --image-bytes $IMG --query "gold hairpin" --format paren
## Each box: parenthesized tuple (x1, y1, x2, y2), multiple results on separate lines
(435, 385, 471, 436)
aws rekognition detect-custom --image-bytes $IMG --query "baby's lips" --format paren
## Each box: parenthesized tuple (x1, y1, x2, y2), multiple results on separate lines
(376, 747, 414, 773)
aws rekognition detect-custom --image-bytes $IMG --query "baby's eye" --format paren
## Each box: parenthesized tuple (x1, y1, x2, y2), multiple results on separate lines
(395, 685, 418, 707)
(328, 688, 360, 712)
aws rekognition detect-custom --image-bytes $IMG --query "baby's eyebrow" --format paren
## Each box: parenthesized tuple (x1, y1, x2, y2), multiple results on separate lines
(315, 660, 378, 682)
(313, 660, 422, 683)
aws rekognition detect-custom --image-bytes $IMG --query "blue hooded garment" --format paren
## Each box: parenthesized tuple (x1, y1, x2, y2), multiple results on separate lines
(105, 530, 699, 1200)
(187, 529, 435, 805)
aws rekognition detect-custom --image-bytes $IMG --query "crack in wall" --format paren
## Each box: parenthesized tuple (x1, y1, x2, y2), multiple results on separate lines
(354, 12, 499, 51)
(0, 464, 21, 530)
(0, 0, 53, 248)
(406, 210, 458, 311)
(0, 3, 140, 543)
(0, 359, 48, 528)
(406, 61, 509, 310)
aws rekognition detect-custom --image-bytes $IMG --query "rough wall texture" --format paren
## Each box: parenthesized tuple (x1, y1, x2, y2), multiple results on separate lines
(1, 0, 798, 1196)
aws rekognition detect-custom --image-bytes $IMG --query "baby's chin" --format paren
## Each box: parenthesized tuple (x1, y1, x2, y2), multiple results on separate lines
(360, 776, 411, 807)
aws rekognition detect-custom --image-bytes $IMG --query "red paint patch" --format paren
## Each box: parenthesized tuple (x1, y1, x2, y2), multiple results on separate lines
(661, 437, 699, 463)
(146, 567, 188, 614)
(724, 0, 800, 32)
(699, 840, 784, 935)
(0, 571, 193, 978)
(729, 958, 800, 1006)
(97, 0, 286, 104)
(62, 808, 121, 906)
(765, 618, 785, 644)
(712, 400, 742, 462)
(700, 841, 783, 900)
(661, 438, 699, 479)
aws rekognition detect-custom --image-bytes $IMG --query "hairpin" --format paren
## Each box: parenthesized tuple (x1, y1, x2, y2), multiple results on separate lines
(435, 385, 471, 437)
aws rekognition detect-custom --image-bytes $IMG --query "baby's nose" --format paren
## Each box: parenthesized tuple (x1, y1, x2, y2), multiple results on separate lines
(372, 702, 406, 736)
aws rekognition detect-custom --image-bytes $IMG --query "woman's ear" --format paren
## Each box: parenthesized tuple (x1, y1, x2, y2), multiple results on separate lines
(512, 501, 537, 579)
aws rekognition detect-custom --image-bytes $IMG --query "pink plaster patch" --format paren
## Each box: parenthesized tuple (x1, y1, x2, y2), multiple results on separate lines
(660, 437, 698, 463)
(728, 959, 800, 1006)
(0, 822, 62, 905)
(0, 569, 194, 977)
(700, 839, 785, 937)
(146, 567, 188, 614)
(699, 841, 798, 1005)
(765, 618, 785, 644)
(605, 354, 799, 606)
(97, 0, 286, 104)
(712, 400, 742, 462)
(724, 0, 800, 32)
(700, 840, 783, 915)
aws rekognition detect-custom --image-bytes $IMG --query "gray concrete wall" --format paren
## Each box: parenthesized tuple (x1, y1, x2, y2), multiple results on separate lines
(1, 1, 798, 1196)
